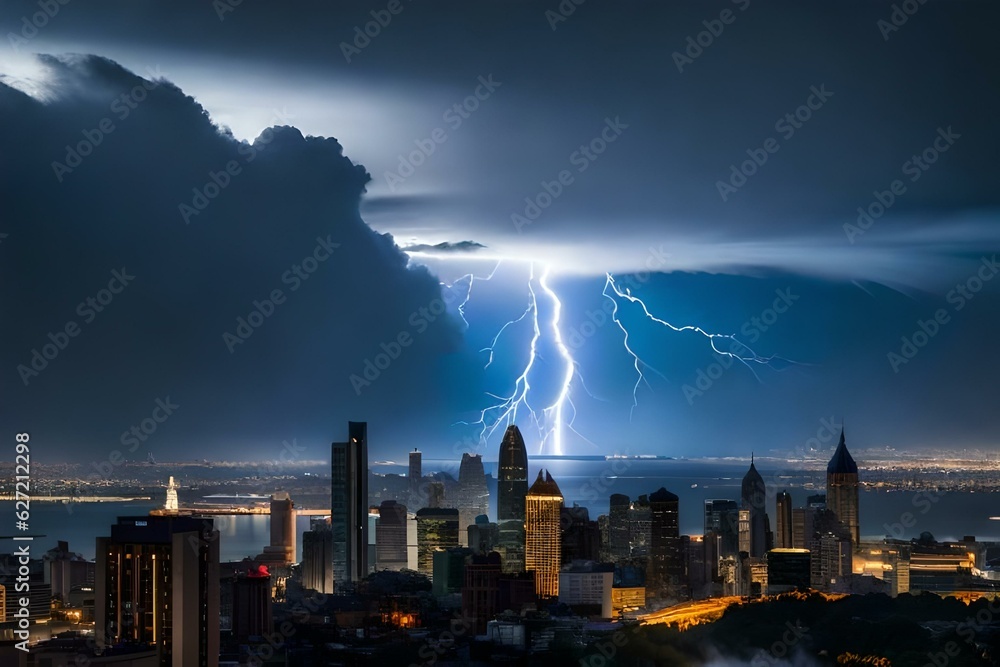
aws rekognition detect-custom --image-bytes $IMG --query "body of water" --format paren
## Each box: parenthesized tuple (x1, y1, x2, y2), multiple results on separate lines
(4, 458, 996, 560)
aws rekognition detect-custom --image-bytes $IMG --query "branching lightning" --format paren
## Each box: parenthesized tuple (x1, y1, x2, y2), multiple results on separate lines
(418, 251, 795, 456)
(603, 273, 795, 418)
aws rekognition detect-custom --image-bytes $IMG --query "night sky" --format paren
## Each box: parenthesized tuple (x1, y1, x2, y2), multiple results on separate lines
(2, 1, 999, 464)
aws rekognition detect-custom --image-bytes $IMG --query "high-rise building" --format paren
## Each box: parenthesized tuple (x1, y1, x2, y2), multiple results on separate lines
(415, 508, 460, 578)
(302, 517, 334, 594)
(331, 421, 369, 589)
(704, 499, 739, 575)
(810, 509, 853, 590)
(257, 492, 295, 564)
(791, 507, 815, 551)
(409, 448, 422, 494)
(827, 429, 860, 548)
(775, 491, 793, 549)
(457, 453, 490, 546)
(468, 514, 499, 555)
(741, 456, 767, 557)
(428, 481, 446, 509)
(766, 548, 811, 594)
(628, 495, 651, 558)
(231, 565, 273, 644)
(646, 487, 682, 600)
(525, 469, 563, 598)
(462, 551, 502, 634)
(561, 504, 600, 565)
(96, 515, 219, 667)
(497, 424, 529, 573)
(609, 494, 631, 561)
(376, 500, 409, 571)
(738, 509, 751, 555)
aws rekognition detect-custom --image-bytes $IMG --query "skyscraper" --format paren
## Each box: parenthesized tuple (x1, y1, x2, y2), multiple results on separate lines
(497, 424, 529, 573)
(302, 517, 334, 594)
(827, 428, 860, 548)
(164, 476, 179, 512)
(608, 494, 632, 561)
(704, 499, 739, 557)
(409, 447, 422, 493)
(257, 492, 295, 564)
(561, 504, 600, 564)
(628, 495, 651, 558)
(525, 469, 563, 598)
(96, 515, 219, 667)
(416, 508, 460, 578)
(647, 487, 682, 599)
(376, 500, 409, 571)
(457, 452, 490, 546)
(741, 456, 767, 557)
(331, 421, 369, 589)
(231, 565, 272, 644)
(776, 490, 793, 549)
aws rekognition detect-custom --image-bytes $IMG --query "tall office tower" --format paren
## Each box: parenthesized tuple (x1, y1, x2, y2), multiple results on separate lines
(597, 514, 612, 562)
(428, 481, 446, 509)
(257, 492, 295, 564)
(809, 509, 853, 590)
(302, 517, 334, 594)
(827, 428, 860, 548)
(560, 504, 600, 565)
(376, 500, 409, 571)
(468, 514, 499, 555)
(165, 476, 179, 512)
(647, 487, 682, 599)
(457, 453, 490, 546)
(96, 515, 219, 667)
(415, 507, 460, 578)
(409, 448, 422, 493)
(776, 491, 793, 549)
(331, 421, 369, 589)
(609, 494, 632, 561)
(738, 509, 751, 555)
(704, 499, 740, 557)
(791, 507, 815, 551)
(497, 424, 529, 573)
(628, 495, 651, 558)
(231, 565, 273, 644)
(525, 470, 563, 598)
(741, 456, 768, 557)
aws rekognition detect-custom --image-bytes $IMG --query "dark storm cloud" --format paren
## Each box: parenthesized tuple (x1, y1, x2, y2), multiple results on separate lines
(12, 0, 995, 284)
(401, 241, 485, 254)
(0, 55, 464, 461)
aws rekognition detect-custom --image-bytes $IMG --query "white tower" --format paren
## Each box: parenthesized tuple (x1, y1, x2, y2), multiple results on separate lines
(165, 476, 179, 512)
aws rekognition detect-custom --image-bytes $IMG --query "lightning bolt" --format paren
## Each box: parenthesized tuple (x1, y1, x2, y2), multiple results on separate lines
(462, 263, 583, 455)
(603, 273, 795, 418)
